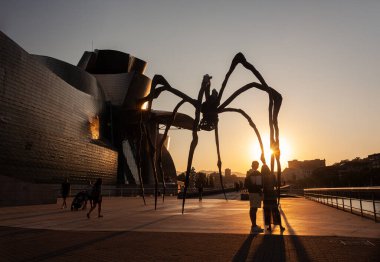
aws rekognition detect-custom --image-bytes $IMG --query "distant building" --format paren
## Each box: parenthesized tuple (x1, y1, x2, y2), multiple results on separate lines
(282, 154, 380, 187)
(207, 169, 243, 188)
(209, 172, 221, 187)
(368, 153, 380, 169)
(331, 154, 380, 187)
(337, 154, 380, 172)
(283, 159, 326, 182)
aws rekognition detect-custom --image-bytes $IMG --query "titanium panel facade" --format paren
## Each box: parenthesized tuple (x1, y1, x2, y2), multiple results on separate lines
(0, 31, 178, 188)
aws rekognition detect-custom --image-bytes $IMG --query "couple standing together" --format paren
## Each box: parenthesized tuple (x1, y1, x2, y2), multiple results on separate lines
(245, 160, 285, 233)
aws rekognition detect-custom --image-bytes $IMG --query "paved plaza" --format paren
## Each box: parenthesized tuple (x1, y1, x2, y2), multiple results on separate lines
(1, 193, 379, 261)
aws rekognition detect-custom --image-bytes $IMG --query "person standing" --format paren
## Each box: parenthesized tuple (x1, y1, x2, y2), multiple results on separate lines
(87, 178, 103, 218)
(61, 178, 71, 209)
(245, 161, 264, 233)
(197, 185, 203, 201)
(262, 164, 285, 231)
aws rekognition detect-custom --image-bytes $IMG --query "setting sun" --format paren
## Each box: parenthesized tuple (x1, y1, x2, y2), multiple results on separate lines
(250, 135, 291, 170)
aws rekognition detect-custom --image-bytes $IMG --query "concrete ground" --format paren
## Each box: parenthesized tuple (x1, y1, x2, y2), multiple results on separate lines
(1, 192, 379, 261)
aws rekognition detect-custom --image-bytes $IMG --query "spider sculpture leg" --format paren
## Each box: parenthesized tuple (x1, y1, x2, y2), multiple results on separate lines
(273, 143, 282, 205)
(219, 81, 281, 171)
(139, 75, 197, 209)
(144, 75, 197, 110)
(217, 52, 283, 204)
(181, 75, 211, 214)
(156, 100, 186, 202)
(214, 124, 228, 201)
(182, 123, 199, 214)
(219, 108, 266, 165)
(143, 122, 160, 210)
(137, 112, 146, 205)
(217, 53, 271, 166)
(233, 54, 282, 175)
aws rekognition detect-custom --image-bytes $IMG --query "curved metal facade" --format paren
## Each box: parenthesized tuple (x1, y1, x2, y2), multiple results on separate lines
(0, 31, 179, 187)
(0, 31, 117, 184)
(33, 55, 105, 101)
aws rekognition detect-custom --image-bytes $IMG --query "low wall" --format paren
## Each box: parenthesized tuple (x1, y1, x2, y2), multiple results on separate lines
(0, 175, 56, 206)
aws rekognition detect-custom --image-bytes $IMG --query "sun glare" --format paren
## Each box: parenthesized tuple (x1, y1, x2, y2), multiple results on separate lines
(141, 101, 149, 110)
(250, 135, 291, 170)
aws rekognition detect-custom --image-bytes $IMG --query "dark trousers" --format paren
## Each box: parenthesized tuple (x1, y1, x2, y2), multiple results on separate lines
(249, 207, 258, 226)
(263, 203, 282, 225)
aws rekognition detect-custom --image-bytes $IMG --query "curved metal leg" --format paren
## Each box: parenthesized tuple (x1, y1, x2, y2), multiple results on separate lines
(141, 75, 197, 109)
(156, 137, 166, 203)
(137, 112, 146, 205)
(217, 52, 282, 175)
(275, 154, 282, 205)
(182, 76, 209, 214)
(157, 100, 186, 203)
(215, 125, 227, 201)
(182, 132, 199, 214)
(144, 123, 159, 210)
(220, 108, 266, 165)
(139, 75, 198, 206)
(270, 153, 275, 176)
(218, 52, 270, 104)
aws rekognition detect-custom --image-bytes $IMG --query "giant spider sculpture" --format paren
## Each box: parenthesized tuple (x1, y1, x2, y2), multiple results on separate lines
(140, 53, 282, 213)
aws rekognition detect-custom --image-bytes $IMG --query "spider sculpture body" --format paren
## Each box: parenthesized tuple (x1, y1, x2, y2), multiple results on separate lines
(140, 53, 282, 213)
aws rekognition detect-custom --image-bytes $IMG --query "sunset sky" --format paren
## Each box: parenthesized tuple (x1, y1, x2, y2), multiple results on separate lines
(1, 0, 379, 174)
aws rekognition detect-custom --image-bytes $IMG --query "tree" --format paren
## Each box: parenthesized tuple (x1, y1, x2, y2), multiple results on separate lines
(195, 172, 207, 188)
(208, 175, 215, 188)
(177, 168, 197, 188)
(177, 172, 186, 182)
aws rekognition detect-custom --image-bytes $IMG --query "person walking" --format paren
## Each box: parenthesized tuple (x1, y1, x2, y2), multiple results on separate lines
(83, 180, 93, 210)
(245, 161, 264, 233)
(61, 178, 71, 209)
(262, 164, 285, 232)
(87, 178, 103, 218)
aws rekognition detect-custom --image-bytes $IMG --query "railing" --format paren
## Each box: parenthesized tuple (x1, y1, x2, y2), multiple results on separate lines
(177, 187, 237, 199)
(304, 187, 380, 222)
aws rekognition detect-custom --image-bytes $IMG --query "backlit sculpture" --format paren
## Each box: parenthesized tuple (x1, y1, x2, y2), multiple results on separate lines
(140, 53, 283, 213)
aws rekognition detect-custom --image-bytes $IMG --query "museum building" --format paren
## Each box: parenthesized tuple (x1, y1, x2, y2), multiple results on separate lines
(0, 31, 187, 204)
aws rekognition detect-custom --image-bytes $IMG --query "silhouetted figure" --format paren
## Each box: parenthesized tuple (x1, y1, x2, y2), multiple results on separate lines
(83, 180, 93, 210)
(262, 165, 285, 232)
(245, 161, 263, 233)
(198, 186, 203, 201)
(87, 178, 103, 218)
(200, 88, 219, 131)
(61, 178, 70, 209)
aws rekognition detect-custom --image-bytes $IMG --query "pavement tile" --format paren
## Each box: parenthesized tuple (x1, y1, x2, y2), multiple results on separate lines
(1, 193, 379, 261)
